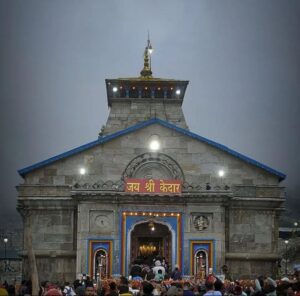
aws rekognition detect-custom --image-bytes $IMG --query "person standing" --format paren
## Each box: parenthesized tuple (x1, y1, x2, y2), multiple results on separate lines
(63, 282, 75, 296)
(154, 269, 164, 282)
(118, 285, 132, 296)
(142, 282, 154, 296)
(108, 282, 119, 296)
(152, 260, 166, 277)
(85, 286, 97, 296)
(183, 283, 194, 296)
(170, 265, 182, 281)
(203, 281, 221, 296)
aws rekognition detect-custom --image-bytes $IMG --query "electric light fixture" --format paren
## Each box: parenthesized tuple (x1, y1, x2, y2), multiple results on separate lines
(79, 168, 86, 175)
(218, 170, 225, 177)
(149, 140, 160, 151)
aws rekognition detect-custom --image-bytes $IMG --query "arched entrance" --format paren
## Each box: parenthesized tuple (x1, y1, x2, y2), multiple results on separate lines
(121, 211, 182, 275)
(130, 221, 172, 268)
(189, 240, 215, 277)
(94, 249, 108, 281)
(87, 239, 113, 280)
(194, 249, 208, 280)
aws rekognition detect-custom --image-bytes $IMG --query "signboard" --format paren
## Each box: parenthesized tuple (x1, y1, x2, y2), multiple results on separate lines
(125, 178, 182, 194)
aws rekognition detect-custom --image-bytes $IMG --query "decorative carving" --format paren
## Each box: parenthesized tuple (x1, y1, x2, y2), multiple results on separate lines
(73, 180, 124, 191)
(182, 182, 230, 192)
(95, 215, 110, 228)
(90, 211, 114, 233)
(122, 153, 184, 180)
(193, 215, 209, 231)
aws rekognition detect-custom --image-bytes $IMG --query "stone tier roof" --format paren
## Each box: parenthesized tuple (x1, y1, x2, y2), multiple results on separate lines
(105, 77, 189, 107)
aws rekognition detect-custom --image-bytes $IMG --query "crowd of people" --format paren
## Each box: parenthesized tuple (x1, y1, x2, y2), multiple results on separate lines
(0, 261, 299, 296)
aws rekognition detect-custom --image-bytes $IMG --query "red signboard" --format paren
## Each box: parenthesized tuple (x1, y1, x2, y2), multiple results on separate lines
(125, 179, 182, 194)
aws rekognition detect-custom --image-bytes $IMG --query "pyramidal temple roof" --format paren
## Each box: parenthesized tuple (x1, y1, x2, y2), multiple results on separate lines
(18, 118, 286, 181)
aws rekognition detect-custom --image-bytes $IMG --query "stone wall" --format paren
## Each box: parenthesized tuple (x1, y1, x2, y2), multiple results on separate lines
(17, 122, 284, 280)
(22, 256, 76, 282)
(104, 100, 188, 134)
(227, 259, 275, 279)
(17, 199, 76, 282)
(21, 124, 280, 188)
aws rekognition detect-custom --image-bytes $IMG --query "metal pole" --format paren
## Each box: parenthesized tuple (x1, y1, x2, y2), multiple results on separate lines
(284, 240, 289, 275)
(4, 242, 7, 271)
(285, 243, 288, 275)
(4, 238, 8, 272)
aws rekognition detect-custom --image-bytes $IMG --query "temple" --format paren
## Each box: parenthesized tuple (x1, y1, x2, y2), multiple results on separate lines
(17, 38, 286, 281)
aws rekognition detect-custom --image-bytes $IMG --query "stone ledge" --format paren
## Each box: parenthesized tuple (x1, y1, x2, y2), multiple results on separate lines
(225, 252, 279, 260)
(231, 197, 285, 201)
(233, 185, 285, 198)
(229, 197, 285, 209)
(19, 250, 76, 257)
(71, 193, 232, 204)
(17, 185, 72, 197)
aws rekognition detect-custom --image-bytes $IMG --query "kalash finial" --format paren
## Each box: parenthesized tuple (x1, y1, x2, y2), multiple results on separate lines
(140, 31, 153, 78)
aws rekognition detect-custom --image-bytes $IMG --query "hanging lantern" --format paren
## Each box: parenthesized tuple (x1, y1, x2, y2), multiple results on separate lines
(148, 221, 155, 231)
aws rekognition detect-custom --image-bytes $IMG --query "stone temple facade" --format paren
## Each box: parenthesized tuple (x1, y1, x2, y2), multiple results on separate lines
(17, 46, 286, 282)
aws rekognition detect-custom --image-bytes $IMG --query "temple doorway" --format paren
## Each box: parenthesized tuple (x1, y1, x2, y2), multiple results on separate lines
(130, 221, 172, 270)
(122, 211, 181, 275)
(194, 250, 208, 280)
(94, 249, 108, 281)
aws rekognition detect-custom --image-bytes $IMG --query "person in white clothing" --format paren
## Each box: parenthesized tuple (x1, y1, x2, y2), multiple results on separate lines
(63, 282, 76, 296)
(152, 260, 166, 277)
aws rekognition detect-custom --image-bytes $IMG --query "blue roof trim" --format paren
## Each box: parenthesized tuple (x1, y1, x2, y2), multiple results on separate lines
(18, 118, 286, 181)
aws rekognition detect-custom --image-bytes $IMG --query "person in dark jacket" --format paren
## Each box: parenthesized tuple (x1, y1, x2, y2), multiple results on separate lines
(142, 282, 154, 296)
(108, 282, 119, 296)
(183, 283, 194, 296)
(170, 265, 182, 281)
(130, 260, 142, 279)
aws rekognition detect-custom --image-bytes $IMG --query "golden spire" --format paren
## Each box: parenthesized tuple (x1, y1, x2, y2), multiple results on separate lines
(140, 32, 153, 78)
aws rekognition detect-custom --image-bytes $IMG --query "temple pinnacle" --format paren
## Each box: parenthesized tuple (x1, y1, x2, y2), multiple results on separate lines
(140, 32, 153, 78)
